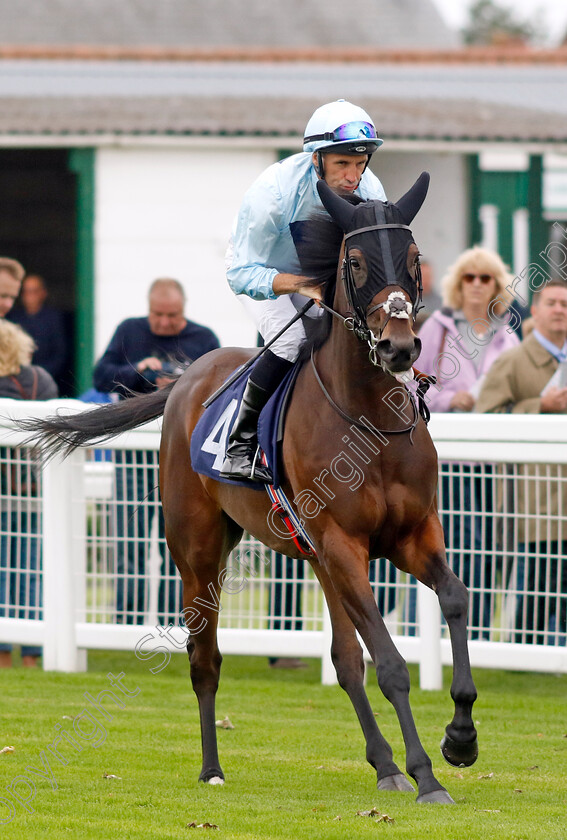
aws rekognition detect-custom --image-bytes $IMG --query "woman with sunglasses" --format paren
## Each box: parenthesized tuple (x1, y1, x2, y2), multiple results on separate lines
(417, 245, 519, 412)
(417, 246, 520, 639)
(221, 99, 386, 483)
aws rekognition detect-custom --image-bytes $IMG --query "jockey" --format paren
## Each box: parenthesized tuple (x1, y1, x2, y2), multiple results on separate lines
(221, 99, 386, 483)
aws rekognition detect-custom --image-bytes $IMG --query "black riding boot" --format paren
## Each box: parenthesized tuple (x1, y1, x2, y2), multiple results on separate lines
(220, 350, 293, 483)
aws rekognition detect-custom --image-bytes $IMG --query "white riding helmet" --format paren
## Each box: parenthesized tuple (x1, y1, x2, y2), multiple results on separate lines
(303, 99, 383, 155)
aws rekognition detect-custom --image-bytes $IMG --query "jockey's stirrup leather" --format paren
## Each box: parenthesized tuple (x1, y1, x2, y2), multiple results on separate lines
(219, 379, 273, 483)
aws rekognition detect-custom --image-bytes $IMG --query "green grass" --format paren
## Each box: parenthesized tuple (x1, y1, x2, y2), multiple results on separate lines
(1, 651, 566, 839)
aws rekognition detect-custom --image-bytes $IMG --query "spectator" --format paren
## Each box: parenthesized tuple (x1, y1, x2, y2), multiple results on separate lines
(8, 274, 69, 392)
(94, 278, 219, 398)
(418, 246, 520, 638)
(93, 278, 220, 625)
(418, 246, 519, 411)
(0, 256, 24, 319)
(476, 279, 567, 645)
(0, 319, 58, 668)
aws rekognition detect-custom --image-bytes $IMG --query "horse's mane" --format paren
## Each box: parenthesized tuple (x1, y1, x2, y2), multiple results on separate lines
(296, 194, 365, 360)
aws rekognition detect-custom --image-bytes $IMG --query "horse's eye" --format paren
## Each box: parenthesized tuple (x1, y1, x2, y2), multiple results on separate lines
(349, 258, 361, 270)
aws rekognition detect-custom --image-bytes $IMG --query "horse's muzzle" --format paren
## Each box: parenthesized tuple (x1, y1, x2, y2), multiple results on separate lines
(376, 335, 422, 374)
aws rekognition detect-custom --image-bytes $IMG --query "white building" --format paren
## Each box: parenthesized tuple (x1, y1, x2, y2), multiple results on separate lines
(0, 0, 566, 392)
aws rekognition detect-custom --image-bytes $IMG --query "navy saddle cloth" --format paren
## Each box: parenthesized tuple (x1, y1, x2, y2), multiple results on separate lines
(190, 360, 300, 490)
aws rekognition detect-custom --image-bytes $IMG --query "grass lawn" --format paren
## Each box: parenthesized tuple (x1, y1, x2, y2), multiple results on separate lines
(1, 650, 566, 839)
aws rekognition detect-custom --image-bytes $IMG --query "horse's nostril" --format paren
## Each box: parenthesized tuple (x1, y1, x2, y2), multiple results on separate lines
(377, 339, 395, 360)
(377, 338, 417, 359)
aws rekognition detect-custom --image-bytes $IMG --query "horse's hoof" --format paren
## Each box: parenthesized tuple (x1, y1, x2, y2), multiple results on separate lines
(417, 788, 455, 805)
(440, 733, 479, 767)
(377, 773, 415, 792)
(199, 769, 225, 784)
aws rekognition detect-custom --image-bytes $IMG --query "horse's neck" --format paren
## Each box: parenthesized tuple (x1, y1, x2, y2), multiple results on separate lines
(318, 316, 393, 415)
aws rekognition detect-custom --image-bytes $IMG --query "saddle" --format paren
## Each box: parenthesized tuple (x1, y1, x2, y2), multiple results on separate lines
(191, 360, 316, 556)
(190, 360, 300, 490)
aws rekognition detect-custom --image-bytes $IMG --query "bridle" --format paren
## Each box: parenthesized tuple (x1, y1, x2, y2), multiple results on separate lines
(310, 216, 428, 440)
(318, 218, 423, 367)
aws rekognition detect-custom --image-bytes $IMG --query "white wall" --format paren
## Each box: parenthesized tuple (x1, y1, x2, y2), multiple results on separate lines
(370, 151, 469, 293)
(95, 146, 275, 355)
(94, 145, 468, 358)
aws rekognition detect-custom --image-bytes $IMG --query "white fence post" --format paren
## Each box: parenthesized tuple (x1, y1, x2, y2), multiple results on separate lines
(321, 600, 336, 685)
(417, 582, 442, 690)
(42, 449, 86, 672)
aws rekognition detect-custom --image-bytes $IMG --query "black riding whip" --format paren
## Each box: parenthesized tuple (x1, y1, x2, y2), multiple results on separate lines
(202, 298, 315, 408)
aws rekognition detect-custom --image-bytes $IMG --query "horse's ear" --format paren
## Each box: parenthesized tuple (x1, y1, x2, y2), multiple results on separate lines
(317, 180, 357, 231)
(395, 172, 430, 225)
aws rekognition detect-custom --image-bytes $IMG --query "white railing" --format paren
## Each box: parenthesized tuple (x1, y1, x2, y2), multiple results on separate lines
(0, 399, 566, 686)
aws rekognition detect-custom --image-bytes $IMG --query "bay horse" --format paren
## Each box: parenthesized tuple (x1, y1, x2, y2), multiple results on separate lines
(21, 173, 478, 803)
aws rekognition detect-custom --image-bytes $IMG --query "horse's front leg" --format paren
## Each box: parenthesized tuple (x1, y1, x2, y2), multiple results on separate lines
(318, 529, 453, 803)
(436, 565, 479, 767)
(396, 514, 479, 769)
(311, 562, 414, 792)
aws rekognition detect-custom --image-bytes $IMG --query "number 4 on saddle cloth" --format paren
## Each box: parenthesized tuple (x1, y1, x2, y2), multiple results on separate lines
(190, 361, 317, 557)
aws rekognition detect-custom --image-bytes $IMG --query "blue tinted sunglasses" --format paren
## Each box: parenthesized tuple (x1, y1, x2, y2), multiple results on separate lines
(305, 121, 378, 143)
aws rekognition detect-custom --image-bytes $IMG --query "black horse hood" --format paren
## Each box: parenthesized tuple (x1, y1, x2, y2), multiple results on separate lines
(316, 173, 430, 310)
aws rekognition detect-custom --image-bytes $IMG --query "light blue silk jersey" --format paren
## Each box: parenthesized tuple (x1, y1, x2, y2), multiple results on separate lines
(226, 152, 386, 301)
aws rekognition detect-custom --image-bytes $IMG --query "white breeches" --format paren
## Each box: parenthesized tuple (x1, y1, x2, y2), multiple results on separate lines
(240, 293, 322, 363)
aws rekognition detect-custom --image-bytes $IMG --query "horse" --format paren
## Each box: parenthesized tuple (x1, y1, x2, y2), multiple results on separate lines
(20, 172, 478, 804)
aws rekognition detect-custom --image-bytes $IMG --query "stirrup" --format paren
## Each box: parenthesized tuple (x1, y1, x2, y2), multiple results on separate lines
(219, 445, 273, 484)
(250, 447, 273, 483)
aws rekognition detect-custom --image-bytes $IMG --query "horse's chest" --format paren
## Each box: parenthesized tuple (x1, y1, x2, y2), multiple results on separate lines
(360, 457, 436, 537)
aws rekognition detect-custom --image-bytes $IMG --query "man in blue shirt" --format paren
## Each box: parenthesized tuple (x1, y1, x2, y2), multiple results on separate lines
(221, 99, 386, 483)
(94, 277, 219, 397)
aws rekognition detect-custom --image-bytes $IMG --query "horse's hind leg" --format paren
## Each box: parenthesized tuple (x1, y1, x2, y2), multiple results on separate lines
(159, 371, 245, 784)
(187, 593, 224, 784)
(313, 565, 415, 792)
(162, 471, 235, 784)
(176, 531, 230, 785)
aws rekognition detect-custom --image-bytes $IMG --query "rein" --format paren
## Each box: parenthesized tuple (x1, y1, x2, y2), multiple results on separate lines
(310, 346, 420, 442)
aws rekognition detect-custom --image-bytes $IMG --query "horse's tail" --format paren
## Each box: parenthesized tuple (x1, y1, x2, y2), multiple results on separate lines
(17, 381, 175, 461)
